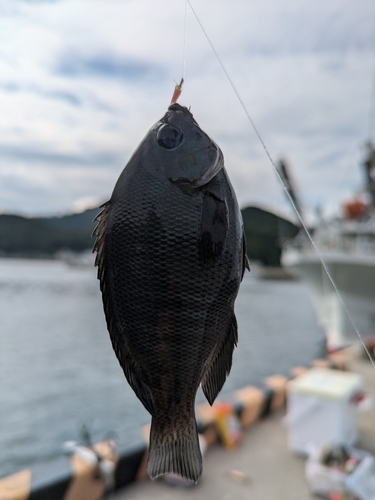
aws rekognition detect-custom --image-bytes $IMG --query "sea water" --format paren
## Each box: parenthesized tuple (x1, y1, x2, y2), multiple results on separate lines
(0, 258, 325, 478)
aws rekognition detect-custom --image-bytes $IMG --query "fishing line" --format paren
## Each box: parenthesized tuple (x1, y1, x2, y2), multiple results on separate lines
(187, 0, 375, 367)
(182, 0, 188, 81)
(369, 58, 375, 140)
(170, 0, 188, 104)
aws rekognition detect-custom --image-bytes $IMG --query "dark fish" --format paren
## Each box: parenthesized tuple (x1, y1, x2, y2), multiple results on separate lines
(93, 103, 249, 482)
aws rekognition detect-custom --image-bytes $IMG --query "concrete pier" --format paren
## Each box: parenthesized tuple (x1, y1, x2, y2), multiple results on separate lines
(111, 354, 375, 500)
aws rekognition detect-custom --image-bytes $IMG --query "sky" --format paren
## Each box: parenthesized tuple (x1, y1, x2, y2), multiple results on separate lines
(1, 0, 375, 222)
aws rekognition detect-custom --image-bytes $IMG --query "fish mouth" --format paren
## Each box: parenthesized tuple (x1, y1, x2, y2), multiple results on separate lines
(166, 103, 199, 127)
(168, 103, 192, 116)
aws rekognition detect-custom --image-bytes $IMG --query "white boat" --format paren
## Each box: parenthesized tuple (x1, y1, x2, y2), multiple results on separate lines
(283, 143, 375, 348)
(284, 219, 375, 347)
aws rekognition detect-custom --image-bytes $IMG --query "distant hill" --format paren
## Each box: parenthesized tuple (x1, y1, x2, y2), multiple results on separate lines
(0, 205, 299, 263)
(0, 208, 100, 256)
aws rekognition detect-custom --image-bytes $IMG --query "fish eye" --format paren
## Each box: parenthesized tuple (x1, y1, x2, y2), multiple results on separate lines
(157, 125, 183, 150)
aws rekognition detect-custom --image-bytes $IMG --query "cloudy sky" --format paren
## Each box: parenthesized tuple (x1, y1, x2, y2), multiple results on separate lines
(1, 0, 374, 222)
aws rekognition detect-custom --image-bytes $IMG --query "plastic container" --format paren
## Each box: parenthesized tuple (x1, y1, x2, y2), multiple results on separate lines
(286, 368, 363, 455)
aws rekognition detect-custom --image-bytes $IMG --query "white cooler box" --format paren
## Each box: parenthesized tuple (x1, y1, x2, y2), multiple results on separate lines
(286, 368, 363, 455)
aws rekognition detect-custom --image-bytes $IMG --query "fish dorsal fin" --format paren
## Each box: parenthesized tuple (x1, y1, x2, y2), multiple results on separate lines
(92, 202, 156, 416)
(92, 202, 110, 278)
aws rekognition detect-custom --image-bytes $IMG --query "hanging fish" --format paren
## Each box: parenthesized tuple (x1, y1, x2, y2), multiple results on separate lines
(93, 103, 249, 482)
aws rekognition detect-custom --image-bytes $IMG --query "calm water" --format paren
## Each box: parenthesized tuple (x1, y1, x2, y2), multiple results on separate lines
(0, 258, 325, 478)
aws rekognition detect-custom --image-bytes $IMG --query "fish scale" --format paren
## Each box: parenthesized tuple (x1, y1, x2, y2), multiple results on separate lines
(94, 103, 248, 482)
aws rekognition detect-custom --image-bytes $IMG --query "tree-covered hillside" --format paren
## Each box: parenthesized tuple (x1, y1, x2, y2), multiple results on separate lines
(0, 208, 99, 256)
(0, 205, 299, 265)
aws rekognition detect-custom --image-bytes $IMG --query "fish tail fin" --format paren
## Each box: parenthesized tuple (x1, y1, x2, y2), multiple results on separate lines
(147, 416, 202, 483)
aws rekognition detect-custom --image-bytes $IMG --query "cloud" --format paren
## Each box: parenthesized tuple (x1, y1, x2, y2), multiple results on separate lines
(19, 0, 60, 3)
(0, 164, 118, 216)
(43, 89, 81, 106)
(0, 82, 82, 106)
(0, 143, 122, 167)
(56, 51, 165, 82)
(0, 0, 374, 218)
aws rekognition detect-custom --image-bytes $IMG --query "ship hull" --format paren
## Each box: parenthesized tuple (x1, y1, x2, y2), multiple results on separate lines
(284, 251, 375, 347)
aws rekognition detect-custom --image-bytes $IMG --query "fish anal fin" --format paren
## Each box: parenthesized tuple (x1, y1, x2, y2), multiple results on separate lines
(201, 314, 238, 405)
(147, 416, 202, 482)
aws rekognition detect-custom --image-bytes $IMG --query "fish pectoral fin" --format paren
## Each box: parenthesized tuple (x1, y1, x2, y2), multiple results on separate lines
(201, 314, 238, 405)
(242, 230, 251, 277)
(199, 192, 228, 263)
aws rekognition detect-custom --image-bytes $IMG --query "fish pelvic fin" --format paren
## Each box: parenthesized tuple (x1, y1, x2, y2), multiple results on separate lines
(201, 314, 238, 405)
(147, 415, 202, 483)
